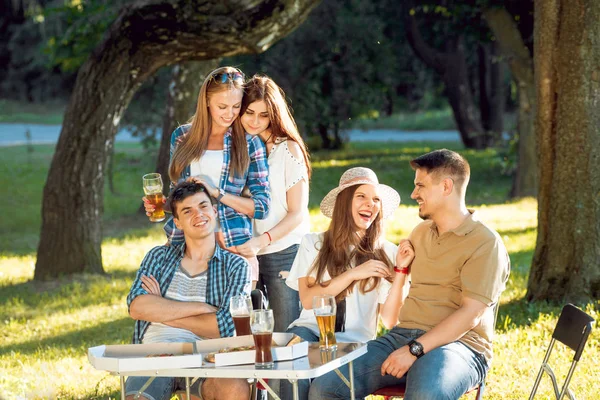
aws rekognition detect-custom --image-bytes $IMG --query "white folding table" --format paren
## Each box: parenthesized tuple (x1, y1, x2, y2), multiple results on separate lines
(111, 342, 366, 400)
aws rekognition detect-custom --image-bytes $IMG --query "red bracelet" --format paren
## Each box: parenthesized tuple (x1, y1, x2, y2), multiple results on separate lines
(394, 266, 409, 275)
(265, 231, 272, 245)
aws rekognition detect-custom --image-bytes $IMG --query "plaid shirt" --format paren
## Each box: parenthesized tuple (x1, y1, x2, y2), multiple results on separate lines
(127, 243, 251, 344)
(164, 125, 270, 247)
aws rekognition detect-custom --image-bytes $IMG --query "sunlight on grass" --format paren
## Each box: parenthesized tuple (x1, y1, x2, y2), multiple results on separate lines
(1, 143, 598, 399)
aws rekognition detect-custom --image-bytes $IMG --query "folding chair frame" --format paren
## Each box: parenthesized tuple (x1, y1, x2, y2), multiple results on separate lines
(528, 304, 594, 400)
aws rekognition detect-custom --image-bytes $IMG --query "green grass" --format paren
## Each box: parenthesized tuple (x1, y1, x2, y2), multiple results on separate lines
(0, 99, 65, 124)
(1, 142, 598, 399)
(350, 108, 517, 133)
(351, 109, 457, 131)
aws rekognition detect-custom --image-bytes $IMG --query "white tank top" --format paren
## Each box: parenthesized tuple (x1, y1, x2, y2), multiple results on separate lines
(190, 150, 224, 187)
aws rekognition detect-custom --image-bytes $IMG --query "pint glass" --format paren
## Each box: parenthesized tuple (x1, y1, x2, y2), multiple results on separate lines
(313, 295, 337, 349)
(142, 173, 165, 222)
(250, 309, 274, 368)
(230, 295, 252, 336)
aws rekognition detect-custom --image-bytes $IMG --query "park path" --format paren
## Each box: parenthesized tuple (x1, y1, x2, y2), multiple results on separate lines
(0, 123, 460, 146)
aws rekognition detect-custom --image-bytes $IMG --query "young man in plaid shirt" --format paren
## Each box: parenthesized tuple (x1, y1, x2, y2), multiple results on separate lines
(126, 181, 251, 400)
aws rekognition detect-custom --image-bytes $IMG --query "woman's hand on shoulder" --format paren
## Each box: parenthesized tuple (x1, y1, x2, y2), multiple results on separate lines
(351, 259, 392, 281)
(396, 239, 415, 270)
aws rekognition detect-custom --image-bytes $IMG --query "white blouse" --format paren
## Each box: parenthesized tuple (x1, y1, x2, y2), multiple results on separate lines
(286, 232, 398, 343)
(190, 150, 224, 188)
(254, 139, 310, 255)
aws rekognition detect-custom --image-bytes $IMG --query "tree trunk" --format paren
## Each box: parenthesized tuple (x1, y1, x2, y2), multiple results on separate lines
(478, 42, 505, 146)
(318, 123, 331, 149)
(527, 0, 600, 302)
(34, 0, 321, 280)
(484, 7, 537, 198)
(155, 59, 221, 195)
(405, 14, 488, 149)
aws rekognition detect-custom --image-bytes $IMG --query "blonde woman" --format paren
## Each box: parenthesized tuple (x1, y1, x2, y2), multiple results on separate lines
(144, 66, 270, 283)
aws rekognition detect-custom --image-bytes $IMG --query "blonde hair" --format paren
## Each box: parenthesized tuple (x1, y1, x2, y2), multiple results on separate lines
(242, 75, 311, 178)
(169, 66, 248, 182)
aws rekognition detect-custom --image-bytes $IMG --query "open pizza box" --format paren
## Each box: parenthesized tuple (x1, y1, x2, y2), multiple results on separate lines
(196, 332, 308, 367)
(88, 342, 202, 373)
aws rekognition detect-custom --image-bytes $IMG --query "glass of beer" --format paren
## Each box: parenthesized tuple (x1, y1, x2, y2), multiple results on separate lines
(250, 309, 274, 368)
(313, 295, 337, 349)
(230, 295, 252, 336)
(142, 173, 165, 222)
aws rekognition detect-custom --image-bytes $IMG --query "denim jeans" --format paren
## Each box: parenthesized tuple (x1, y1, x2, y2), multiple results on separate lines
(309, 327, 488, 400)
(257, 244, 301, 332)
(279, 326, 320, 400)
(125, 376, 204, 400)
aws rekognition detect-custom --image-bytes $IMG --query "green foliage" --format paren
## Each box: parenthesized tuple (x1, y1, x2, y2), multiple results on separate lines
(41, 1, 120, 72)
(227, 0, 437, 144)
(1, 141, 598, 399)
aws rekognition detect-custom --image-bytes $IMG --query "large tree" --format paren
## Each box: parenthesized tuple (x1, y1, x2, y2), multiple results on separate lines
(527, 0, 600, 302)
(34, 0, 320, 280)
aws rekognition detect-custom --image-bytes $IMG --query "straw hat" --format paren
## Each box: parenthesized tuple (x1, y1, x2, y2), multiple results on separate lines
(320, 167, 400, 219)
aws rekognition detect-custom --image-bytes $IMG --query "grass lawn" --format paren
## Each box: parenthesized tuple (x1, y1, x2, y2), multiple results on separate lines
(0, 141, 598, 399)
(0, 99, 65, 125)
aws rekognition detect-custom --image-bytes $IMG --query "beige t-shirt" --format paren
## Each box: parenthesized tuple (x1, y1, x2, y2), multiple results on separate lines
(399, 210, 510, 363)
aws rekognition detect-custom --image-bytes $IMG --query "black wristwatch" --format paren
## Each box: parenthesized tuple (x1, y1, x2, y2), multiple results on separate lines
(408, 339, 424, 359)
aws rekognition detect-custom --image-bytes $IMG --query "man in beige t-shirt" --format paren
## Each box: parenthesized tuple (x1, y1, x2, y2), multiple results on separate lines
(310, 149, 510, 400)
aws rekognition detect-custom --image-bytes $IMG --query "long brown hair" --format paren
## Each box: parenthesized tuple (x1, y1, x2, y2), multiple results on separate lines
(308, 185, 393, 302)
(169, 66, 248, 182)
(242, 75, 311, 178)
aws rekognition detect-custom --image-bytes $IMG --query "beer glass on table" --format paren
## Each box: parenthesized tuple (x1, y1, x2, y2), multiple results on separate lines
(250, 309, 274, 368)
(230, 295, 252, 336)
(313, 295, 337, 349)
(142, 173, 165, 222)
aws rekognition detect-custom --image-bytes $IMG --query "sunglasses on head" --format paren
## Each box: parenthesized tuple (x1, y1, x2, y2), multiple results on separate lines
(213, 71, 244, 84)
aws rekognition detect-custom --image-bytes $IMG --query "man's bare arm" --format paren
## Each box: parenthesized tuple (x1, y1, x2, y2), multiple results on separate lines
(129, 295, 217, 323)
(381, 297, 488, 378)
(164, 314, 221, 339)
(418, 296, 488, 352)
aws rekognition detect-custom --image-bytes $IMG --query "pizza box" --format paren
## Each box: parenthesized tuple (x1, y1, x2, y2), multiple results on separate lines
(195, 332, 308, 367)
(88, 342, 202, 373)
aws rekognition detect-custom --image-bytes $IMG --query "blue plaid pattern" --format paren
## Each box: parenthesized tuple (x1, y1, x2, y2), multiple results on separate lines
(163, 125, 270, 247)
(127, 243, 251, 343)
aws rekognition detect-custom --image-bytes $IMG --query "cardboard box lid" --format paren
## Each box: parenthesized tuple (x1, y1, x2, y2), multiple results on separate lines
(196, 332, 309, 367)
(88, 342, 202, 373)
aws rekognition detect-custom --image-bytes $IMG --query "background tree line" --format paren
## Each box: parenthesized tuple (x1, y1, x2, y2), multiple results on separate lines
(2, 0, 598, 302)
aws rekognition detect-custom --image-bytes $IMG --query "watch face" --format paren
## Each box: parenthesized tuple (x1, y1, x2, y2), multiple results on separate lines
(410, 341, 423, 356)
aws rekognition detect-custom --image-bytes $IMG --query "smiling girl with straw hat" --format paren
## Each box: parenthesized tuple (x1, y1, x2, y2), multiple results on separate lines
(282, 167, 414, 399)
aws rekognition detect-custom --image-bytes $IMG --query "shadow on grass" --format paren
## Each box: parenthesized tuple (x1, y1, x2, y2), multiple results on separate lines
(0, 316, 132, 357)
(496, 296, 600, 333)
(311, 142, 512, 207)
(0, 268, 135, 321)
(0, 214, 156, 258)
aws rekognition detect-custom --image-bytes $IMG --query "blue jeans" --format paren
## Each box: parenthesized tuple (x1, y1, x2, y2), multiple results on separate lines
(309, 327, 488, 400)
(279, 326, 320, 400)
(125, 376, 204, 400)
(257, 244, 301, 333)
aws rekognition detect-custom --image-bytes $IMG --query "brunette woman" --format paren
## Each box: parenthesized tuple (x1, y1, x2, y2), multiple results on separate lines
(235, 75, 311, 332)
